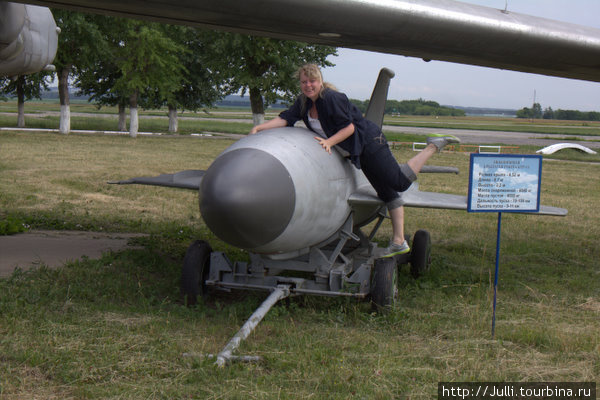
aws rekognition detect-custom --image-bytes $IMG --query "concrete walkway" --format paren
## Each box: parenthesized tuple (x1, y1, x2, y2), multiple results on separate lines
(0, 230, 145, 278)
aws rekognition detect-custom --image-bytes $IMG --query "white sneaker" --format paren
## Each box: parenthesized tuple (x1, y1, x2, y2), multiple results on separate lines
(427, 134, 460, 151)
(382, 240, 410, 258)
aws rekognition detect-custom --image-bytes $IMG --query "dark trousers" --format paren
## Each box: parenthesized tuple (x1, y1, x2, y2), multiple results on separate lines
(360, 141, 416, 205)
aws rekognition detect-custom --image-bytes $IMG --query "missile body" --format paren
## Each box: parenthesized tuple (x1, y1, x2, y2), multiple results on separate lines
(199, 128, 375, 257)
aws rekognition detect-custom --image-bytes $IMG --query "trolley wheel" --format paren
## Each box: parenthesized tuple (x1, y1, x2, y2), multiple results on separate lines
(410, 230, 431, 278)
(181, 240, 212, 306)
(371, 257, 398, 312)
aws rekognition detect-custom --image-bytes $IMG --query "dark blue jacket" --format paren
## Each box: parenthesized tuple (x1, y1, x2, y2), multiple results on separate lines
(279, 88, 385, 169)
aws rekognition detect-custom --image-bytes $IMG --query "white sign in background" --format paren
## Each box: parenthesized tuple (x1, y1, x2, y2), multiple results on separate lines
(468, 154, 542, 213)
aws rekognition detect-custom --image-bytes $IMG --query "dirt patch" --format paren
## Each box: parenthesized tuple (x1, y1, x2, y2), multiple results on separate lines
(0, 230, 145, 277)
(577, 297, 600, 312)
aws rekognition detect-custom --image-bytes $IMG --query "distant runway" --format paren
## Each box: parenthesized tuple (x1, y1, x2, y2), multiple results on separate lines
(382, 125, 600, 149)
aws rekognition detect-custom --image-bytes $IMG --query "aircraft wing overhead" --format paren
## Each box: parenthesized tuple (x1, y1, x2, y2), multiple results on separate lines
(11, 0, 600, 82)
(348, 183, 567, 216)
(109, 170, 205, 190)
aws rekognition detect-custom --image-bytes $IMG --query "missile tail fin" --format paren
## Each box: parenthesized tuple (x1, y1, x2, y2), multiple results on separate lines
(364, 68, 395, 129)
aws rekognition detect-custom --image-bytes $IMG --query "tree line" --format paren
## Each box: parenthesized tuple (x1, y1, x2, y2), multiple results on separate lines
(350, 98, 465, 117)
(517, 103, 600, 121)
(1, 11, 336, 136)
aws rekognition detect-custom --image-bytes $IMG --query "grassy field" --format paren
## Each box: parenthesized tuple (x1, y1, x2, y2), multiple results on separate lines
(383, 115, 600, 137)
(0, 120, 599, 398)
(3, 99, 600, 137)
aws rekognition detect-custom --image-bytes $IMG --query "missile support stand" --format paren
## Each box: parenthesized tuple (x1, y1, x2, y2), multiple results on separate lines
(182, 209, 431, 365)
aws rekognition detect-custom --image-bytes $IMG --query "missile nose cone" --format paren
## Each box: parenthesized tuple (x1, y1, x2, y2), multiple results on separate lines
(199, 148, 295, 249)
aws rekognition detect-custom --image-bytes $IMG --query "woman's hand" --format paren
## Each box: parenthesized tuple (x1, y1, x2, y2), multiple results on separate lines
(315, 136, 333, 154)
(250, 116, 287, 135)
(314, 123, 355, 154)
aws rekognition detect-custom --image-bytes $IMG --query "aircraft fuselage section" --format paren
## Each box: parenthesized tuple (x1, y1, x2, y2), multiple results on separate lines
(11, 0, 600, 82)
(0, 2, 58, 77)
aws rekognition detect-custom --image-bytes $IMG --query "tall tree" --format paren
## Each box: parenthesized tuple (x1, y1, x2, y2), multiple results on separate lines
(112, 20, 186, 137)
(516, 102, 543, 119)
(52, 10, 106, 134)
(143, 26, 231, 133)
(214, 34, 337, 125)
(75, 16, 129, 131)
(0, 72, 51, 127)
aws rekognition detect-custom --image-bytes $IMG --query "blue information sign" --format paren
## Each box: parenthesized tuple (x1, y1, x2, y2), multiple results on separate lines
(468, 154, 542, 213)
(468, 154, 544, 338)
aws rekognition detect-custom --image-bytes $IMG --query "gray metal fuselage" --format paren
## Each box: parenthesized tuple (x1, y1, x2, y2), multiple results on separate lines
(10, 0, 600, 83)
(199, 127, 376, 259)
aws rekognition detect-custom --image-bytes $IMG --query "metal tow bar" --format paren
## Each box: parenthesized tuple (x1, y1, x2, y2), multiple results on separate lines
(214, 284, 291, 367)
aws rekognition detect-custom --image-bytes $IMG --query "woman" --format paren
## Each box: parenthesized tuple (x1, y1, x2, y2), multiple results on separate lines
(250, 64, 459, 257)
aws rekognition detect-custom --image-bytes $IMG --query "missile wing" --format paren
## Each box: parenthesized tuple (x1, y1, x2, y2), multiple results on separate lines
(348, 182, 568, 217)
(113, 170, 206, 190)
(11, 0, 600, 83)
(112, 126, 567, 257)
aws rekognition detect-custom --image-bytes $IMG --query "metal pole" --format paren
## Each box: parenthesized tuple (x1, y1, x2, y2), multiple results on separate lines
(491, 212, 502, 339)
(215, 285, 290, 367)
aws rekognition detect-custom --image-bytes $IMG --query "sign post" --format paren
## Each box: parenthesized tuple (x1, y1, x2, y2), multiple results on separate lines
(467, 154, 543, 338)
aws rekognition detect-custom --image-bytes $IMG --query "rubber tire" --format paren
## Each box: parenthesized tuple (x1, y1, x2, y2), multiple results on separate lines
(410, 230, 431, 278)
(371, 257, 398, 312)
(181, 240, 212, 306)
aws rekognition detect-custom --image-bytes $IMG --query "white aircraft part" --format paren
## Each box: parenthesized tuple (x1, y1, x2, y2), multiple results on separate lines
(0, 2, 26, 45)
(536, 143, 598, 155)
(0, 2, 58, 76)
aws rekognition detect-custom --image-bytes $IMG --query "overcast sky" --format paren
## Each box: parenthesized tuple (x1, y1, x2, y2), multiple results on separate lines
(322, 0, 600, 111)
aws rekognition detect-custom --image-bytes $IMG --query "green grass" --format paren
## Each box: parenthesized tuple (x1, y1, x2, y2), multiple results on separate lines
(0, 124, 599, 398)
(383, 115, 600, 137)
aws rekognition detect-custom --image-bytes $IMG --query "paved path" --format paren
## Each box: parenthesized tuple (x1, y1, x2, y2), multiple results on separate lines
(0, 230, 144, 277)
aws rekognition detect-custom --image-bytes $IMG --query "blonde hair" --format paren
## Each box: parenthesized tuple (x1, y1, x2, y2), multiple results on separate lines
(297, 64, 337, 98)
